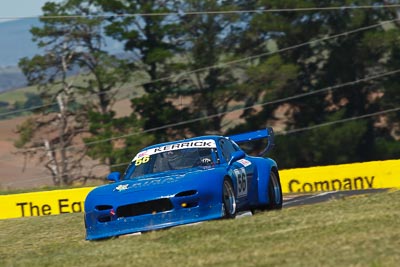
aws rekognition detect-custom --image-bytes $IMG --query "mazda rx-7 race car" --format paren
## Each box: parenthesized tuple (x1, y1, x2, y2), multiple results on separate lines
(84, 128, 282, 240)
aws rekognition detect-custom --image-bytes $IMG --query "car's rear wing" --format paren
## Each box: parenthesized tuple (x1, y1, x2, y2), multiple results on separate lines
(228, 127, 275, 156)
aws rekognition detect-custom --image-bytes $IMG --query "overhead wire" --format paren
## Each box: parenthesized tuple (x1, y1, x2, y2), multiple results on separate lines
(4, 105, 399, 186)
(1, 4, 400, 20)
(5, 70, 399, 186)
(281, 107, 400, 135)
(2, 5, 400, 185)
(1, 17, 399, 118)
(21, 67, 400, 153)
(3, 16, 399, 149)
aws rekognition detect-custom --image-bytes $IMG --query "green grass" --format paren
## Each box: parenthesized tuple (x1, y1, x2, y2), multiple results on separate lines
(1, 190, 399, 267)
(0, 70, 146, 105)
(0, 85, 38, 104)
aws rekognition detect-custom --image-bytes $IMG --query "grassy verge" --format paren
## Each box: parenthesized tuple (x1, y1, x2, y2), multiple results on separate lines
(1, 190, 399, 267)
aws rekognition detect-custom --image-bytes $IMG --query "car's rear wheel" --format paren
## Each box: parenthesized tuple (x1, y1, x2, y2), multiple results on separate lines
(222, 178, 236, 218)
(266, 170, 283, 210)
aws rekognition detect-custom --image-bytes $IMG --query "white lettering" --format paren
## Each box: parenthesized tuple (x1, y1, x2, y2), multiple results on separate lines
(133, 139, 217, 160)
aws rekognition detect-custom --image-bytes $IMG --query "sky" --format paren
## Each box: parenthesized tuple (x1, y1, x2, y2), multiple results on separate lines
(0, 0, 123, 67)
(0, 0, 62, 22)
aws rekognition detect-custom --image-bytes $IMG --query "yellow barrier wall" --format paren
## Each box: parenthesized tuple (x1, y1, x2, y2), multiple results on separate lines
(279, 159, 400, 193)
(0, 187, 94, 220)
(1, 160, 399, 220)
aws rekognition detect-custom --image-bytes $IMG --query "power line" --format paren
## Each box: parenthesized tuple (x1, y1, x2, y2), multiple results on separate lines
(4, 106, 399, 187)
(22, 68, 400, 153)
(71, 69, 400, 147)
(1, 29, 398, 187)
(1, 4, 400, 21)
(280, 107, 400, 135)
(0, 102, 57, 118)
(2, 5, 400, 187)
(1, 18, 398, 118)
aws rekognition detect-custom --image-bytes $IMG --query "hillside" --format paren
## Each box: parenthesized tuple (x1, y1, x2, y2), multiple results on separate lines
(0, 18, 39, 91)
(0, 66, 27, 93)
(0, 18, 124, 92)
(0, 94, 136, 190)
(0, 117, 50, 189)
(0, 19, 42, 68)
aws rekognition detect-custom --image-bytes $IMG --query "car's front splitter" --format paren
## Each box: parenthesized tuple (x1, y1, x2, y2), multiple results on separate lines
(85, 203, 223, 240)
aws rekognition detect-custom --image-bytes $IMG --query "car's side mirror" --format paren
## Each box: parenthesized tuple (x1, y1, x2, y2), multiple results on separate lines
(228, 150, 246, 166)
(107, 172, 121, 182)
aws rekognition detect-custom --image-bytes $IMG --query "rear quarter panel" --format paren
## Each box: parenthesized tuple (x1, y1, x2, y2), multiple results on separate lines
(247, 156, 278, 205)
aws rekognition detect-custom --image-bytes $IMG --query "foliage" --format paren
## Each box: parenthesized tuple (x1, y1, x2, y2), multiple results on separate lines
(173, 0, 245, 134)
(13, 118, 36, 149)
(97, 0, 186, 140)
(14, 0, 400, 185)
(272, 119, 369, 168)
(229, 0, 400, 167)
(84, 110, 156, 173)
(16, 0, 128, 185)
(0, 92, 47, 120)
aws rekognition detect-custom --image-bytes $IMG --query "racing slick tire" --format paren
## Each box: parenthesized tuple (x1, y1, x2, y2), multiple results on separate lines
(222, 178, 237, 218)
(266, 170, 283, 210)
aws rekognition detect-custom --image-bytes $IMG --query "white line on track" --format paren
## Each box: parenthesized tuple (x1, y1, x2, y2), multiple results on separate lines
(283, 191, 338, 207)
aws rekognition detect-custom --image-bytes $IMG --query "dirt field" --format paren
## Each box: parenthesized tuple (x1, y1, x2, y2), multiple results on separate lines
(0, 96, 285, 190)
(0, 117, 52, 189)
(0, 98, 135, 190)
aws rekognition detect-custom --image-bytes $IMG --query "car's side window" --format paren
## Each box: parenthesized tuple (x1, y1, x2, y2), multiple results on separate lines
(219, 138, 238, 162)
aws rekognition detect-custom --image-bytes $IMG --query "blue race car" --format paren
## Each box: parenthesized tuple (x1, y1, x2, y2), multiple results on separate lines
(84, 128, 282, 240)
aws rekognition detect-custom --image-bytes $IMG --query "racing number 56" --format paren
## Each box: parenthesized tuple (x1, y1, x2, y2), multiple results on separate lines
(135, 156, 150, 166)
(234, 168, 247, 197)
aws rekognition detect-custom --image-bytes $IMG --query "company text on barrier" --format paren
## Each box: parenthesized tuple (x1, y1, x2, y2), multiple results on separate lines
(288, 176, 375, 193)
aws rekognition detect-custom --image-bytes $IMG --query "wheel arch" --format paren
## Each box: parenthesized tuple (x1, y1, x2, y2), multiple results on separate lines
(271, 166, 280, 183)
(255, 157, 279, 205)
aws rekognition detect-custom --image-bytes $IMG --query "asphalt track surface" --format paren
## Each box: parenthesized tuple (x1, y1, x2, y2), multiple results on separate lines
(282, 188, 390, 208)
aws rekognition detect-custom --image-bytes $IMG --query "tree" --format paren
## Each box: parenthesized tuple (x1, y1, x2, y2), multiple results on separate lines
(174, 0, 244, 134)
(232, 0, 400, 167)
(83, 110, 156, 174)
(17, 0, 127, 185)
(97, 0, 190, 141)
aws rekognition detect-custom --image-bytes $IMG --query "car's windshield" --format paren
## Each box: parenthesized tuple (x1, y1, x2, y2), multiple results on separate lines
(124, 146, 216, 180)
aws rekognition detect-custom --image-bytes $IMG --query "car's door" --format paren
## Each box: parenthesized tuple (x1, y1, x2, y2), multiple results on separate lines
(218, 138, 254, 208)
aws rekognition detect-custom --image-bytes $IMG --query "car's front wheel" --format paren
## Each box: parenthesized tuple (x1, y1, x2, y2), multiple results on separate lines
(222, 178, 236, 218)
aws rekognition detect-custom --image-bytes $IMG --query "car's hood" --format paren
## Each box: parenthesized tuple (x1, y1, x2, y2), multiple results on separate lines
(87, 167, 223, 198)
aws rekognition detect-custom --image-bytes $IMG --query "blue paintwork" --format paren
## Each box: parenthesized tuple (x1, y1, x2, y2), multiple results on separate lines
(84, 129, 280, 240)
(229, 127, 275, 156)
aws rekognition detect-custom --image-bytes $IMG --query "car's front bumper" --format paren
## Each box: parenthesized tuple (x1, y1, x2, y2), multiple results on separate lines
(85, 203, 223, 240)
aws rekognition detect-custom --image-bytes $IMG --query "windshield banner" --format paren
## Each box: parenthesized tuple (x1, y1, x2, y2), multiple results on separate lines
(133, 139, 217, 160)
